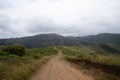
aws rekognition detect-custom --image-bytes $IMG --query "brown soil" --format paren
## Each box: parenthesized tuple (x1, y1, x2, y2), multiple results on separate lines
(30, 50, 94, 80)
(67, 58, 120, 80)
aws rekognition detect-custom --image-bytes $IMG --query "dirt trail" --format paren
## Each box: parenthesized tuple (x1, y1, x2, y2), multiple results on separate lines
(30, 50, 94, 80)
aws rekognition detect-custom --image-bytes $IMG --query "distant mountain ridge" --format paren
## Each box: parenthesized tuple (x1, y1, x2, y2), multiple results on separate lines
(0, 33, 83, 48)
(0, 33, 120, 48)
(76, 33, 120, 48)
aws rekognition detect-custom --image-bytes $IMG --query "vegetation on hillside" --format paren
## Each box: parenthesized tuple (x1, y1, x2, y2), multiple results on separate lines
(0, 45, 26, 56)
(77, 33, 120, 48)
(0, 45, 57, 80)
(59, 46, 120, 66)
(0, 44, 120, 80)
(58, 46, 120, 80)
(0, 34, 82, 48)
(1, 33, 120, 49)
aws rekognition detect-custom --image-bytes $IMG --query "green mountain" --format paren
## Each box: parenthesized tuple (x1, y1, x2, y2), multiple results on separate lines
(0, 33, 82, 48)
(76, 33, 120, 49)
(0, 33, 120, 50)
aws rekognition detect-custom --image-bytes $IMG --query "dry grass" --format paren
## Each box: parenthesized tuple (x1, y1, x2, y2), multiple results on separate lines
(59, 46, 120, 66)
(0, 46, 57, 80)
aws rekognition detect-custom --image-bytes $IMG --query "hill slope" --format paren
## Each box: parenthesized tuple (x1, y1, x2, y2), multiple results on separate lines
(0, 33, 120, 49)
(0, 33, 82, 48)
(76, 33, 120, 48)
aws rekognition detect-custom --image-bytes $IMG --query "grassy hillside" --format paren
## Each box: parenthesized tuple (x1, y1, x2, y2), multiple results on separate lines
(59, 46, 120, 66)
(0, 45, 57, 80)
(77, 33, 120, 49)
(58, 46, 120, 80)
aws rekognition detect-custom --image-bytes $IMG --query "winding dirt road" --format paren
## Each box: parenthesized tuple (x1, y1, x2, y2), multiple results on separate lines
(30, 50, 94, 80)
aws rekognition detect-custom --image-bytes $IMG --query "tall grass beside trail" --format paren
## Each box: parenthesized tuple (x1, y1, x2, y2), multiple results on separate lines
(58, 46, 120, 66)
(0, 46, 57, 80)
(58, 46, 120, 80)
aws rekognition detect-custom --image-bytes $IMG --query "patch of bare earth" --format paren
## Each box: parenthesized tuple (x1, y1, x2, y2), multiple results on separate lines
(30, 50, 94, 80)
(68, 59, 120, 80)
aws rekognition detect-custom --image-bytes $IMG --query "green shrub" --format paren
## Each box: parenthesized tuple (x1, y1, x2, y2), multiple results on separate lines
(99, 44, 120, 53)
(0, 51, 10, 56)
(2, 45, 26, 56)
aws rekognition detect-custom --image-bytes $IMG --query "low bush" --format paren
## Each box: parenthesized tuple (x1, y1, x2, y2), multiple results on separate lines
(0, 51, 9, 56)
(1, 45, 26, 56)
(99, 44, 120, 53)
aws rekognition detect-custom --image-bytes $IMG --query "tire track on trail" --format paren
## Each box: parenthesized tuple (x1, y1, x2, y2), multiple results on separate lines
(30, 50, 94, 80)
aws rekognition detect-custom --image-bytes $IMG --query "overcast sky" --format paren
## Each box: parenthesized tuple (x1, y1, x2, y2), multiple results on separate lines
(0, 0, 120, 38)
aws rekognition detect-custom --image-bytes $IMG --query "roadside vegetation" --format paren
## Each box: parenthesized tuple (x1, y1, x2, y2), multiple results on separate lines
(0, 45, 57, 80)
(58, 46, 120, 80)
(59, 46, 120, 66)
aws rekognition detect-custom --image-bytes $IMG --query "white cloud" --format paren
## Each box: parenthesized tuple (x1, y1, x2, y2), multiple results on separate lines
(0, 0, 120, 38)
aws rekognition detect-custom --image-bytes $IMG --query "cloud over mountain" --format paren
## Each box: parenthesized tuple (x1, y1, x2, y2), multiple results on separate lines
(0, 0, 120, 38)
